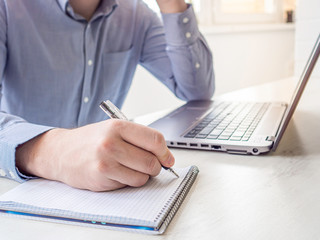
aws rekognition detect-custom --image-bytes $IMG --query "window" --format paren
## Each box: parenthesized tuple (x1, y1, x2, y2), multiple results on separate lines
(142, 0, 295, 25)
(199, 0, 284, 25)
(220, 0, 276, 14)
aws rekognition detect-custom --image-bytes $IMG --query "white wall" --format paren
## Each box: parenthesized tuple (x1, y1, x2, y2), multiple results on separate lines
(122, 24, 295, 118)
(201, 24, 295, 95)
(294, 0, 320, 78)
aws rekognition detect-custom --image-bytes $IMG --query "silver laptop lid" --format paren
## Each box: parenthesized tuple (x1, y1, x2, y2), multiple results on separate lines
(272, 33, 320, 151)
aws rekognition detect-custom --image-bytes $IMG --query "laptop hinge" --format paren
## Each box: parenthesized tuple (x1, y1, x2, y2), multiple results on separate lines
(266, 136, 276, 141)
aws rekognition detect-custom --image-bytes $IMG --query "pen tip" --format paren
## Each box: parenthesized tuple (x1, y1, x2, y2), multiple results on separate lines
(170, 169, 179, 178)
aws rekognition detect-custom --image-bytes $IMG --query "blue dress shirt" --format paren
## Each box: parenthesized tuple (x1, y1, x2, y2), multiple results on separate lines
(0, 0, 214, 182)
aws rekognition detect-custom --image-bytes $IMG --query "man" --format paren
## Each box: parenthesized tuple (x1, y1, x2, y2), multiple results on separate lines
(0, 0, 214, 191)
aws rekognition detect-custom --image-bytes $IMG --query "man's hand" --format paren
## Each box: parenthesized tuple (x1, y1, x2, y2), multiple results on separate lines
(156, 0, 187, 14)
(15, 120, 175, 192)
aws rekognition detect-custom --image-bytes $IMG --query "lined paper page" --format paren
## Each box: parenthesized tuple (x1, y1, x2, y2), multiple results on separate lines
(0, 166, 193, 227)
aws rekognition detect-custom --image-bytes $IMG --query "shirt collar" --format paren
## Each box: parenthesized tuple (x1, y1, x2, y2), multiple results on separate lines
(98, 0, 118, 14)
(57, 0, 68, 12)
(56, 0, 118, 17)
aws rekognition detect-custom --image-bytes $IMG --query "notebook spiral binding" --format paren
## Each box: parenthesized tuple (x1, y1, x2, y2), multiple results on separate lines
(155, 165, 199, 232)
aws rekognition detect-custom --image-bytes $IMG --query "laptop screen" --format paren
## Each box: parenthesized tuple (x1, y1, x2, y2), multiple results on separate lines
(272, 33, 320, 151)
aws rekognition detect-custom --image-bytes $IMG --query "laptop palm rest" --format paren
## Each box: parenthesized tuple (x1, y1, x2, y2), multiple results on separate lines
(255, 104, 287, 136)
(149, 101, 213, 139)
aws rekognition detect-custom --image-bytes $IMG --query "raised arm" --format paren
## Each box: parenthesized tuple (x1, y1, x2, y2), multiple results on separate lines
(139, 1, 215, 101)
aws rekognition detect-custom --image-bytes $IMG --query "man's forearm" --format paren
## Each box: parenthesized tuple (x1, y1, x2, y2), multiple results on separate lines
(156, 0, 187, 13)
(15, 129, 66, 181)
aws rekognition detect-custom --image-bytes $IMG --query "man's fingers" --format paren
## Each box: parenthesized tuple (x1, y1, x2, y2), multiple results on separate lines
(113, 120, 175, 168)
(107, 140, 162, 176)
(92, 179, 127, 192)
(105, 164, 150, 187)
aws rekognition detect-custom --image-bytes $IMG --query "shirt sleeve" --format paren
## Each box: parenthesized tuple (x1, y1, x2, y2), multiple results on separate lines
(0, 1, 53, 183)
(139, 4, 215, 101)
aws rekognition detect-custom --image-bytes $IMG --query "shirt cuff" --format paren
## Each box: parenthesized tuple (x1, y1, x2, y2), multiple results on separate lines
(0, 122, 53, 183)
(161, 4, 200, 46)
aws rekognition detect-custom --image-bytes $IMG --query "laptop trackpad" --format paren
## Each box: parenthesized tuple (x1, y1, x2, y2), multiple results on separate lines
(149, 106, 209, 139)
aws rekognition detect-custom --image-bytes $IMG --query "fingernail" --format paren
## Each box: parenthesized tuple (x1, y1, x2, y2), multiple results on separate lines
(167, 153, 175, 166)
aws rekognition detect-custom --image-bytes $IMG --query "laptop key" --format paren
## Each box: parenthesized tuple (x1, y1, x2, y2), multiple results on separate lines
(232, 131, 246, 137)
(196, 134, 207, 139)
(210, 129, 223, 135)
(199, 127, 214, 135)
(184, 134, 196, 138)
(218, 135, 230, 140)
(207, 135, 219, 139)
(230, 136, 242, 141)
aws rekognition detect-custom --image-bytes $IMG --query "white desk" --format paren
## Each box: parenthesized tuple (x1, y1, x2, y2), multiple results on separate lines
(1, 77, 320, 240)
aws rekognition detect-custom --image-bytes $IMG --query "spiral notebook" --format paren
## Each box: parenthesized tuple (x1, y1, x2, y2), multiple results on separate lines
(0, 165, 198, 234)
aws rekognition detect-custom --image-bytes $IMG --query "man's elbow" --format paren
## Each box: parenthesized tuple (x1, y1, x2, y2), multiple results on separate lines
(201, 75, 215, 100)
(187, 72, 215, 101)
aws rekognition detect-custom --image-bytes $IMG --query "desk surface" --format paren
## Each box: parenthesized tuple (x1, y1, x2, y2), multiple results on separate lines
(1, 77, 320, 240)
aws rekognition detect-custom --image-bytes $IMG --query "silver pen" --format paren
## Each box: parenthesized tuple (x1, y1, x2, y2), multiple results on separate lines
(100, 100, 179, 178)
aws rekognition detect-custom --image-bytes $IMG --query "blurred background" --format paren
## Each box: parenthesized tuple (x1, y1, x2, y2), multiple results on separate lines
(122, 0, 320, 118)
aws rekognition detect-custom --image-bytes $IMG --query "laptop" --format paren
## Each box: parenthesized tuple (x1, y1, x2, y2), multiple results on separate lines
(149, 34, 320, 155)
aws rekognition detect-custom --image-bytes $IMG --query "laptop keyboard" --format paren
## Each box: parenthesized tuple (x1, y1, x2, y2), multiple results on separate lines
(184, 102, 269, 141)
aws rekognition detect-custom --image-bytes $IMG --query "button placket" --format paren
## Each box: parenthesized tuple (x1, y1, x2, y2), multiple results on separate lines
(79, 23, 95, 122)
(83, 25, 93, 105)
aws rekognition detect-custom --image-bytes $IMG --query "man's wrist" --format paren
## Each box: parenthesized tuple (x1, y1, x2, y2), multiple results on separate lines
(15, 128, 66, 180)
(156, 0, 187, 13)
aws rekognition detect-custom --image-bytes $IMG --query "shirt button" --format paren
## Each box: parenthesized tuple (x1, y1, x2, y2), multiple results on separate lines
(9, 171, 15, 179)
(185, 32, 191, 39)
(195, 62, 201, 69)
(83, 97, 89, 103)
(183, 17, 189, 24)
(67, 6, 72, 13)
(0, 169, 6, 177)
(88, 60, 93, 66)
